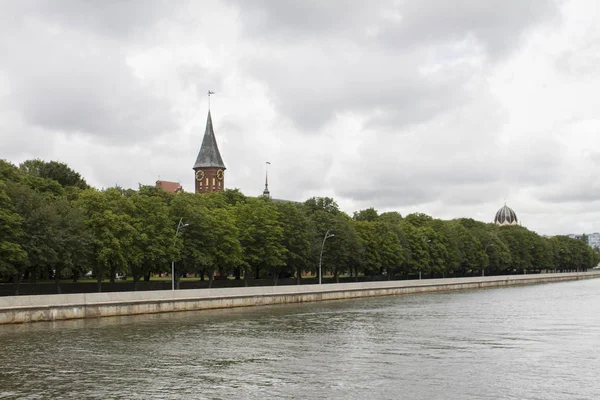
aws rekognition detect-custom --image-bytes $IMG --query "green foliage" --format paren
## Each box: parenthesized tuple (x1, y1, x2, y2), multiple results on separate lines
(129, 192, 177, 284)
(323, 214, 362, 282)
(50, 197, 92, 284)
(236, 198, 286, 282)
(354, 221, 404, 278)
(303, 197, 340, 215)
(170, 192, 242, 286)
(353, 207, 379, 222)
(169, 193, 214, 279)
(6, 182, 60, 280)
(405, 213, 434, 227)
(20, 159, 89, 189)
(379, 211, 403, 225)
(276, 202, 313, 282)
(76, 188, 137, 288)
(1, 157, 597, 290)
(221, 189, 247, 206)
(0, 160, 21, 182)
(0, 181, 27, 276)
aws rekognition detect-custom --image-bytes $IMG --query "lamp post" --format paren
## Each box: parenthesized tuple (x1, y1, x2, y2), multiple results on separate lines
(483, 243, 494, 277)
(319, 229, 335, 285)
(172, 218, 189, 291)
(420, 239, 431, 280)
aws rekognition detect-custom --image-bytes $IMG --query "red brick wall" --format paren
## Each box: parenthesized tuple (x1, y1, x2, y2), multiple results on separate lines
(194, 167, 225, 193)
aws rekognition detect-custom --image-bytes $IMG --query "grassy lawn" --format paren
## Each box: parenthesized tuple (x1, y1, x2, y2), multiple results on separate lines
(32, 273, 356, 284)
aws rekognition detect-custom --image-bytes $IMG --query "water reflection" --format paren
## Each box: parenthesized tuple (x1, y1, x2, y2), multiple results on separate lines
(1, 279, 600, 399)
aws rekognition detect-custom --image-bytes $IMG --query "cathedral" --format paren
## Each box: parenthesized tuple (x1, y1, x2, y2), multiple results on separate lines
(191, 110, 272, 198)
(193, 111, 226, 194)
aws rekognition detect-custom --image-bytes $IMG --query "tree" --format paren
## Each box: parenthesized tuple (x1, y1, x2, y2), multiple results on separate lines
(353, 207, 379, 222)
(129, 192, 176, 289)
(220, 189, 247, 206)
(405, 213, 434, 228)
(400, 222, 431, 278)
(205, 207, 243, 287)
(447, 222, 486, 276)
(355, 221, 404, 279)
(319, 214, 361, 283)
(170, 193, 242, 288)
(138, 184, 176, 203)
(20, 159, 89, 189)
(478, 228, 512, 275)
(76, 188, 137, 291)
(0, 159, 22, 182)
(235, 198, 286, 285)
(0, 181, 27, 281)
(303, 197, 341, 215)
(276, 202, 313, 284)
(168, 193, 212, 287)
(6, 182, 60, 292)
(354, 221, 379, 277)
(427, 220, 458, 277)
(379, 211, 403, 225)
(49, 198, 93, 293)
(422, 227, 450, 278)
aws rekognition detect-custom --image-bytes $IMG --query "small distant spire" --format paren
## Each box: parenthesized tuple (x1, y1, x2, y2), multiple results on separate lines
(208, 90, 215, 110)
(263, 161, 271, 197)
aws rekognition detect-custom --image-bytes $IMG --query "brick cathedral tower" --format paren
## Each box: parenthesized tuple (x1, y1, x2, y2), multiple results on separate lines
(193, 111, 226, 193)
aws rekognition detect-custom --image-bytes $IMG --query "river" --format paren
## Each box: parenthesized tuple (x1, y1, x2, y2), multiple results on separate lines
(1, 279, 599, 399)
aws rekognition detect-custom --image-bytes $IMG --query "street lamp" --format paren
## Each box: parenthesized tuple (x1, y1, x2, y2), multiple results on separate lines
(319, 229, 335, 285)
(172, 218, 189, 291)
(483, 243, 494, 277)
(420, 239, 431, 280)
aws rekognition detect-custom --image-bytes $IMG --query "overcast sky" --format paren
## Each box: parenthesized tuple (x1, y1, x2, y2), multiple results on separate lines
(1, 0, 599, 235)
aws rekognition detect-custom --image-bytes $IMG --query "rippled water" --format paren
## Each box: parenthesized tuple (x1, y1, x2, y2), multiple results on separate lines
(1, 279, 600, 399)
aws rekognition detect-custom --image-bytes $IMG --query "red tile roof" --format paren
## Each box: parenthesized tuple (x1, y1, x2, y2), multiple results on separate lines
(156, 180, 183, 193)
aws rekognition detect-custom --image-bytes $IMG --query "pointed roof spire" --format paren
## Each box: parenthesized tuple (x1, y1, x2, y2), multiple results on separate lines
(193, 111, 226, 169)
(263, 161, 271, 197)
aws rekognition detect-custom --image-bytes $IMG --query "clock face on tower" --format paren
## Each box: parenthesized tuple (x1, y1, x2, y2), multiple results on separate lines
(195, 170, 205, 181)
(216, 169, 224, 180)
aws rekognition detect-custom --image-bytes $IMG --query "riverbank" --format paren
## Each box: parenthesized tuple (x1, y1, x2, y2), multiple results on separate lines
(1, 271, 599, 324)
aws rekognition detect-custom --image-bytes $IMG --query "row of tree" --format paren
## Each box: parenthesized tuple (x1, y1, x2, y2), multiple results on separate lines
(1, 159, 598, 294)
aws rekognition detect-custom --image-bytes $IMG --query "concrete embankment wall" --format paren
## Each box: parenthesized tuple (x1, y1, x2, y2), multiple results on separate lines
(1, 271, 599, 325)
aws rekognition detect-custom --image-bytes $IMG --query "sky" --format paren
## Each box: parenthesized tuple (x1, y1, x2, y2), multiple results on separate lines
(1, 0, 599, 236)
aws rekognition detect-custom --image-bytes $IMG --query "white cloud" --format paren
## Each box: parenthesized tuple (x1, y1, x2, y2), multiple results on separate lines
(0, 0, 599, 235)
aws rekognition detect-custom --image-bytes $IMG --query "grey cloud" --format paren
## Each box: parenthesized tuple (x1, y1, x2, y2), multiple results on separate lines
(329, 103, 565, 212)
(0, 0, 594, 237)
(245, 46, 476, 130)
(338, 185, 438, 209)
(590, 152, 600, 165)
(498, 137, 564, 185)
(335, 163, 506, 209)
(0, 2, 176, 143)
(227, 0, 374, 41)
(17, 0, 173, 39)
(234, 0, 560, 130)
(534, 181, 600, 204)
(232, 0, 558, 53)
(375, 0, 559, 56)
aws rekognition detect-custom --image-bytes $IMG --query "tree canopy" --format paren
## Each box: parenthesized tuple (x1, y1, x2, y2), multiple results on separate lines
(1, 159, 598, 293)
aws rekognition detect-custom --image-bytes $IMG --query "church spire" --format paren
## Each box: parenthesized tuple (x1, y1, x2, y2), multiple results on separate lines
(193, 99, 226, 194)
(193, 111, 226, 169)
(263, 161, 271, 197)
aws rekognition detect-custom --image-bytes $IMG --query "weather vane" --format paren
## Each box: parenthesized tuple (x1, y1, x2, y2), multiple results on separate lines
(208, 90, 215, 110)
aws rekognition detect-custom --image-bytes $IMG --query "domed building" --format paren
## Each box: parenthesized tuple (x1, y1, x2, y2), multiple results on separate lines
(494, 203, 519, 226)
